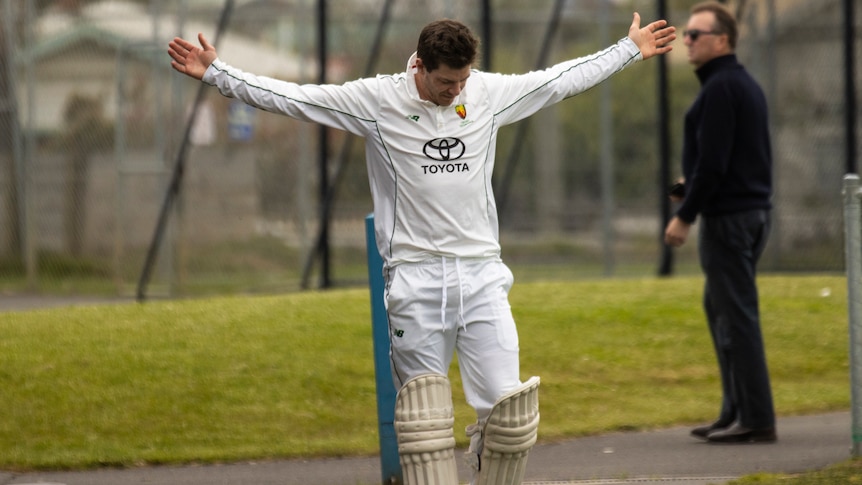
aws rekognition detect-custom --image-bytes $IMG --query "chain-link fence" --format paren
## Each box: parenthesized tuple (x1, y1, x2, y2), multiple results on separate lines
(737, 0, 857, 273)
(0, 0, 857, 298)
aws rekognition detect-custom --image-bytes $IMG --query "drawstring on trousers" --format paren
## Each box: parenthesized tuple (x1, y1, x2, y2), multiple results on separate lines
(440, 256, 466, 332)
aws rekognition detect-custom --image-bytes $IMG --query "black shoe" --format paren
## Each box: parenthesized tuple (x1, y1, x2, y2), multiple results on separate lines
(690, 421, 731, 440)
(706, 423, 777, 443)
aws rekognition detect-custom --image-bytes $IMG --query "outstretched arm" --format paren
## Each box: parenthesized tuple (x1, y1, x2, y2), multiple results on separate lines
(168, 33, 218, 80)
(628, 12, 676, 59)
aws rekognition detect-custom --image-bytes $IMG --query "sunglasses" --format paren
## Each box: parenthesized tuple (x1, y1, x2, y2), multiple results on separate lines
(683, 29, 722, 41)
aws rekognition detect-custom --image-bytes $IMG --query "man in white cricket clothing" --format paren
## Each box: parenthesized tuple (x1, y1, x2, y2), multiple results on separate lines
(169, 15, 674, 485)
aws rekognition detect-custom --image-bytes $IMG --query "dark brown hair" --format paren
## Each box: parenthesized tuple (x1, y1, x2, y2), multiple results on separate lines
(416, 19, 480, 72)
(691, 1, 738, 49)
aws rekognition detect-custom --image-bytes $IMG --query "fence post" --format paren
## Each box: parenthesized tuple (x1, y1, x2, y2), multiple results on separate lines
(843, 174, 862, 456)
(365, 214, 402, 484)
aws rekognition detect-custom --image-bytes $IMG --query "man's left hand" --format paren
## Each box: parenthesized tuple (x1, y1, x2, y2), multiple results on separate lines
(629, 12, 676, 59)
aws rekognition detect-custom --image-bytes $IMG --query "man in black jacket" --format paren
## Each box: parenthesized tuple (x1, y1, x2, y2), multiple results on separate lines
(664, 1, 776, 444)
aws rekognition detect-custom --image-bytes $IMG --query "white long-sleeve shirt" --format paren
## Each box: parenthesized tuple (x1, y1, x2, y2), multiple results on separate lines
(202, 37, 641, 268)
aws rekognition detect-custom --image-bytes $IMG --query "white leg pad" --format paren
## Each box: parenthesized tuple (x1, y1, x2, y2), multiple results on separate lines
(395, 374, 459, 485)
(474, 376, 540, 485)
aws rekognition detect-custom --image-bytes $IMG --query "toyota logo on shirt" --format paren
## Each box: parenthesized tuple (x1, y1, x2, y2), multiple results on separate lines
(423, 137, 466, 161)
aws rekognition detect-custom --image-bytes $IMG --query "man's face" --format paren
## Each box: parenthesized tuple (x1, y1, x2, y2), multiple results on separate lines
(684, 11, 728, 68)
(415, 59, 471, 106)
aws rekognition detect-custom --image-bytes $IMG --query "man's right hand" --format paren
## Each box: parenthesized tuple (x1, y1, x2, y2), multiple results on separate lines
(168, 33, 217, 80)
(664, 216, 691, 248)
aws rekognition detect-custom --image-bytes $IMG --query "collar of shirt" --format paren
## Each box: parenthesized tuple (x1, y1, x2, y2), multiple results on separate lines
(405, 52, 422, 102)
(695, 54, 739, 85)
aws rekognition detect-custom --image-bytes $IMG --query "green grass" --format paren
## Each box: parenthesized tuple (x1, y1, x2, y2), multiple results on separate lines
(0, 274, 849, 472)
(729, 458, 862, 484)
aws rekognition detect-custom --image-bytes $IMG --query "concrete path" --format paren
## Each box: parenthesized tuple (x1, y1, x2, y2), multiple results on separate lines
(0, 412, 851, 485)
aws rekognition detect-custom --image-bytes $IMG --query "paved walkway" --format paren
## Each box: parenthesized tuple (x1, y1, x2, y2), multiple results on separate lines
(0, 295, 134, 312)
(0, 412, 852, 485)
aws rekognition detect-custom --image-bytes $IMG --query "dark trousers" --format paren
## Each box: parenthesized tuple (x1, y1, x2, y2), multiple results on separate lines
(698, 209, 775, 429)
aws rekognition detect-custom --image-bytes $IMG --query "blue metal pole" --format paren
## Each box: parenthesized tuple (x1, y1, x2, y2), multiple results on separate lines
(365, 214, 402, 484)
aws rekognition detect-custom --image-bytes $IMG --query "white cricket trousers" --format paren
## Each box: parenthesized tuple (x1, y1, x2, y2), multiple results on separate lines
(384, 256, 522, 422)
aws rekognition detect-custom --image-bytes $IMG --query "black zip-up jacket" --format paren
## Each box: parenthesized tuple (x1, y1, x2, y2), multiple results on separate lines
(676, 54, 772, 224)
